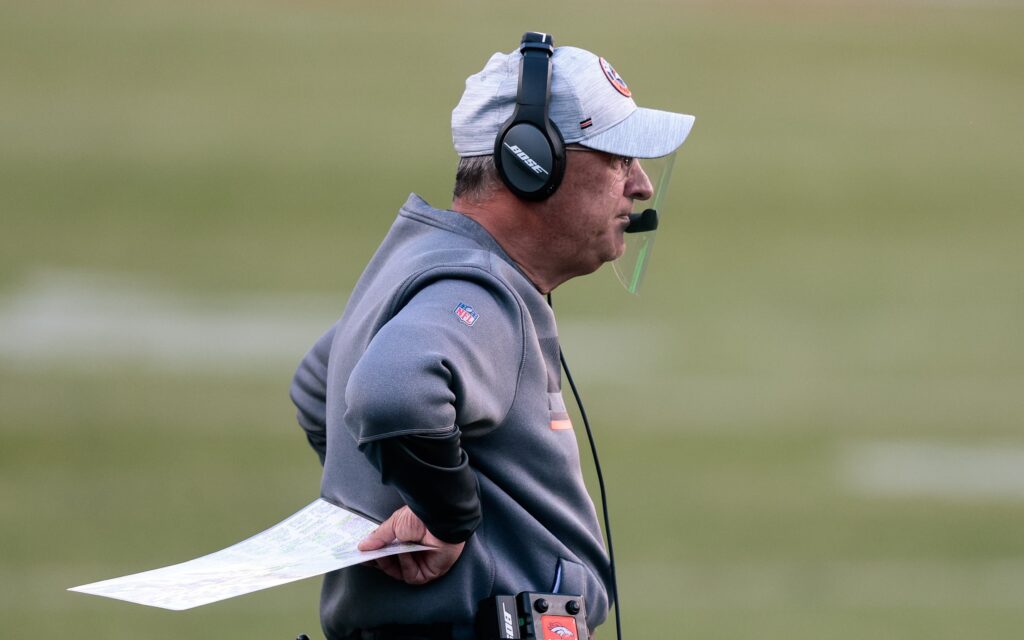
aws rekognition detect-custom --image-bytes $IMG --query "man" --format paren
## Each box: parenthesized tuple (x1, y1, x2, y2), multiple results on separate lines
(290, 35, 694, 640)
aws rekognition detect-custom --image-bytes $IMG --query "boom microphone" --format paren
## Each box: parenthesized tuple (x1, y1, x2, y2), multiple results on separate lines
(624, 208, 658, 233)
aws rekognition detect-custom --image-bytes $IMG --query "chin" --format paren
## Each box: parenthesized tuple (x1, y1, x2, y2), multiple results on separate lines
(610, 242, 627, 262)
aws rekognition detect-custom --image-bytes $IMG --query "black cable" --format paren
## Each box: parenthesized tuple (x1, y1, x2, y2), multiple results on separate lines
(549, 294, 623, 640)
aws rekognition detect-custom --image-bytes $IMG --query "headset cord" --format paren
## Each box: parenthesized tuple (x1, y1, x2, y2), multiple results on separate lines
(549, 294, 623, 640)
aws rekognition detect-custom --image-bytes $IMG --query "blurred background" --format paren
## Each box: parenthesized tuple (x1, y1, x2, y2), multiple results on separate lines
(2, 0, 1023, 638)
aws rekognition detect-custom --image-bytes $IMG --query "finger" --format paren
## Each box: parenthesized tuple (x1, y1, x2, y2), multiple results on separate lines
(365, 555, 400, 581)
(426, 549, 457, 581)
(428, 542, 464, 579)
(421, 551, 448, 581)
(389, 507, 427, 543)
(358, 517, 396, 551)
(398, 551, 426, 585)
(373, 555, 404, 582)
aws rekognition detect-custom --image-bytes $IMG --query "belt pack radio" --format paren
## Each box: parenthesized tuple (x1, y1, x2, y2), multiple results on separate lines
(476, 592, 589, 640)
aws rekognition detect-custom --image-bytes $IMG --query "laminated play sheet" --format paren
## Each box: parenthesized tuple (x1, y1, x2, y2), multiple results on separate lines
(69, 499, 429, 610)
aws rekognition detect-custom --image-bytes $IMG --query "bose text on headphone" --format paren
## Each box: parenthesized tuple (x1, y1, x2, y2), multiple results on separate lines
(493, 32, 566, 201)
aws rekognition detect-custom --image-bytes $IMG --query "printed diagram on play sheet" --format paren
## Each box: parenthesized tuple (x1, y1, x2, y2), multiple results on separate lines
(69, 499, 430, 610)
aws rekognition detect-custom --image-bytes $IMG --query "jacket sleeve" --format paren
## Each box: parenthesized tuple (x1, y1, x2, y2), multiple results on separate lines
(344, 276, 525, 540)
(290, 326, 335, 465)
(362, 430, 481, 543)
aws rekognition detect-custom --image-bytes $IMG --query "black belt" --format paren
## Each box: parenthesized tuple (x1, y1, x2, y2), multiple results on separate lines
(342, 624, 457, 640)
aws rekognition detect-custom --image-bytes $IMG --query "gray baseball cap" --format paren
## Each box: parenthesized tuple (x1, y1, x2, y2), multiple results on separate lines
(452, 44, 695, 159)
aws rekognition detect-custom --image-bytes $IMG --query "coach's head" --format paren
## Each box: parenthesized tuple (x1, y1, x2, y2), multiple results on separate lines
(450, 34, 694, 293)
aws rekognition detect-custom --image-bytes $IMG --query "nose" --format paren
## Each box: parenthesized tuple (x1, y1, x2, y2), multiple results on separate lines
(627, 161, 654, 201)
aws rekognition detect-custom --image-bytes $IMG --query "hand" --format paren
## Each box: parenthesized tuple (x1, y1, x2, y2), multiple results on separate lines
(358, 505, 465, 585)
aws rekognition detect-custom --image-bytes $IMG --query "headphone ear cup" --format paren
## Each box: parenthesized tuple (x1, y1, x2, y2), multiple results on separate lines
(495, 122, 565, 201)
(493, 33, 566, 201)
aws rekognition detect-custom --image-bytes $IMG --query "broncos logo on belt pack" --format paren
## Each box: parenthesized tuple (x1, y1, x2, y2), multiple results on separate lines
(544, 617, 579, 640)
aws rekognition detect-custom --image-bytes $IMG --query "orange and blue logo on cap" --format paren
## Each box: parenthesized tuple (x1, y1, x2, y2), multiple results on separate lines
(599, 57, 632, 98)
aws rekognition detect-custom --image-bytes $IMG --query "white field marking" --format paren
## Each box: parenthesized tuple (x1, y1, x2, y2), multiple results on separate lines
(899, 0, 1022, 5)
(0, 270, 342, 374)
(7, 270, 1017, 436)
(842, 440, 1024, 501)
(624, 558, 1024, 610)
(0, 269, 658, 376)
(748, 0, 1023, 7)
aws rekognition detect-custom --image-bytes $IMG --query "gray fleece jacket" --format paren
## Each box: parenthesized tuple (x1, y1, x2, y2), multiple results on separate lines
(290, 193, 611, 638)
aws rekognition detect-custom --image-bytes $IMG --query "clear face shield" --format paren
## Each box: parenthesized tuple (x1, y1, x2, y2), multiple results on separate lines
(612, 150, 678, 294)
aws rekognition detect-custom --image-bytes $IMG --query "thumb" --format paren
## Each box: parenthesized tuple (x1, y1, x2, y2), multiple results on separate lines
(358, 515, 396, 552)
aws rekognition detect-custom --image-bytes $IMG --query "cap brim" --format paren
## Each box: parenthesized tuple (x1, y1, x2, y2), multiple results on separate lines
(580, 108, 695, 159)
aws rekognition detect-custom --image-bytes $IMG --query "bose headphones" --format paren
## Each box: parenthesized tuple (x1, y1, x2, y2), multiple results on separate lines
(493, 32, 566, 201)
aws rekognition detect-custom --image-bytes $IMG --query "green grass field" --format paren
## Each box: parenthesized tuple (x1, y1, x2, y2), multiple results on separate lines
(3, 1, 1023, 638)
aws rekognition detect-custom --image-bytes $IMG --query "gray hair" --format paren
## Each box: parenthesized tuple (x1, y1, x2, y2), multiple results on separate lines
(453, 154, 499, 200)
